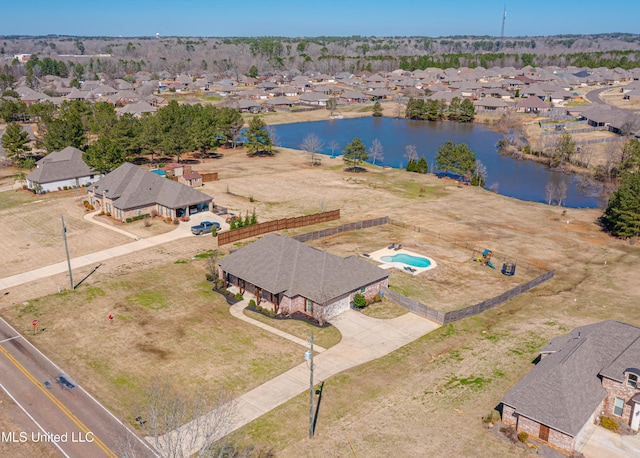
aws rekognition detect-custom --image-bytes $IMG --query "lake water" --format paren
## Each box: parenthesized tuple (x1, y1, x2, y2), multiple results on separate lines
(270, 117, 605, 208)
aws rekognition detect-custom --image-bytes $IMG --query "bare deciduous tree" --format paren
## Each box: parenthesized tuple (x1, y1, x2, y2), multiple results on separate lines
(474, 160, 488, 186)
(206, 250, 219, 282)
(300, 133, 324, 166)
(369, 138, 384, 165)
(328, 140, 340, 158)
(404, 144, 418, 163)
(326, 98, 338, 117)
(545, 181, 556, 205)
(141, 379, 237, 458)
(577, 143, 594, 169)
(556, 181, 568, 206)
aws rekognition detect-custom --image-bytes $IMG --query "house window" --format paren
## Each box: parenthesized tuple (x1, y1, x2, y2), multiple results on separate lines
(137, 210, 142, 216)
(305, 299, 313, 314)
(360, 286, 366, 293)
(614, 397, 625, 417)
(628, 374, 638, 388)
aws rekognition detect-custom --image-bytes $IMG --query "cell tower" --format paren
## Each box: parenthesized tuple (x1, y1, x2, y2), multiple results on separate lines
(499, 4, 507, 51)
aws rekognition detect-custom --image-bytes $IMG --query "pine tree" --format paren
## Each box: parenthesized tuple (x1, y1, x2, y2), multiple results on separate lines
(1, 122, 31, 164)
(604, 171, 640, 237)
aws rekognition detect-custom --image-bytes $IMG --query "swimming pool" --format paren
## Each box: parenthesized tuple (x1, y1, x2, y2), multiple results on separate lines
(381, 253, 432, 268)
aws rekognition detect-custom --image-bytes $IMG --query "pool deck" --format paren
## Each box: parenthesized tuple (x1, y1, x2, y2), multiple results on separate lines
(366, 247, 437, 276)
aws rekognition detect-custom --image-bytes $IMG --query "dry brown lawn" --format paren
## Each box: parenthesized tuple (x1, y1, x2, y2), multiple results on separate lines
(1, 111, 639, 457)
(1, 258, 307, 422)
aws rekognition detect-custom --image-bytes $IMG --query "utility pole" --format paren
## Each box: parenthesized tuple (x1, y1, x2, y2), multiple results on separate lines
(306, 333, 315, 439)
(61, 215, 74, 290)
(28, 216, 75, 290)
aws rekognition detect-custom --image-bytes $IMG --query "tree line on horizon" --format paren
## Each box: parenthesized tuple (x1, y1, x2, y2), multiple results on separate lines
(1, 34, 640, 81)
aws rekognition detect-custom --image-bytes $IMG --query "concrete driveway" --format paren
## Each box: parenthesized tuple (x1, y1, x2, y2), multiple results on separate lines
(0, 211, 224, 291)
(577, 421, 640, 457)
(156, 305, 440, 456)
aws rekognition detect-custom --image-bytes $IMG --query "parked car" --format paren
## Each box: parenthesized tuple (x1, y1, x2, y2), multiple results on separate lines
(191, 221, 220, 235)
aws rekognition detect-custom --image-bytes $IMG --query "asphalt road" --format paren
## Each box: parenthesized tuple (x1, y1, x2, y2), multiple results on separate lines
(585, 86, 610, 105)
(0, 317, 157, 457)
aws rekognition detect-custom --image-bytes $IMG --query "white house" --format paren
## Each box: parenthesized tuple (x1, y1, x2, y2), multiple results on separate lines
(27, 147, 101, 192)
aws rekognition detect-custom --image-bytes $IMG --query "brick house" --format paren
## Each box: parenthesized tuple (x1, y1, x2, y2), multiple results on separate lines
(162, 163, 203, 187)
(87, 162, 212, 222)
(218, 233, 389, 324)
(501, 321, 640, 454)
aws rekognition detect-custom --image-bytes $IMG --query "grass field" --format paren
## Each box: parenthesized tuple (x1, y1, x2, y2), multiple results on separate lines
(1, 125, 638, 457)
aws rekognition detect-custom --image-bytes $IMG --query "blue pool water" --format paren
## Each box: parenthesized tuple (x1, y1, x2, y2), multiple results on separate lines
(380, 254, 432, 268)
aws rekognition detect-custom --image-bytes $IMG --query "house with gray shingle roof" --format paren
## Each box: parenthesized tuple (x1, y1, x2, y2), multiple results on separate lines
(87, 162, 212, 222)
(26, 146, 101, 193)
(501, 321, 640, 454)
(218, 233, 389, 324)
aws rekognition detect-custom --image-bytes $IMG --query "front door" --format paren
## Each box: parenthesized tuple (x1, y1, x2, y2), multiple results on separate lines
(539, 424, 550, 442)
(632, 402, 640, 431)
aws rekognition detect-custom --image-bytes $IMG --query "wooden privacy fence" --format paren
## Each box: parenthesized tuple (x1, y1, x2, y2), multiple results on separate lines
(293, 217, 389, 243)
(441, 269, 555, 324)
(217, 210, 340, 246)
(381, 287, 445, 324)
(382, 269, 554, 325)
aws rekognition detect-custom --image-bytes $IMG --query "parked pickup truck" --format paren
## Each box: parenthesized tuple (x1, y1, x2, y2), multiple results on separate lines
(191, 221, 220, 235)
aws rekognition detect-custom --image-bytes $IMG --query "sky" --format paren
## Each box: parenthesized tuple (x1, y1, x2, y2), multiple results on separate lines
(2, 0, 639, 38)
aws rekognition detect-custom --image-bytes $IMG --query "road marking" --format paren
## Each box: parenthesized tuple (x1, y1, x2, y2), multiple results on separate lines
(0, 335, 20, 344)
(0, 316, 158, 456)
(0, 382, 71, 458)
(0, 345, 117, 457)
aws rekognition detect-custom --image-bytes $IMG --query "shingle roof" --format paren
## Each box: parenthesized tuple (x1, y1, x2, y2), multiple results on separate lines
(88, 163, 212, 210)
(218, 233, 388, 305)
(27, 146, 95, 184)
(502, 321, 640, 437)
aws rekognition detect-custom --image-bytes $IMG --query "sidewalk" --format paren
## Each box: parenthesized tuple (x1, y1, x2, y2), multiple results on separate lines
(229, 299, 327, 352)
(155, 307, 440, 456)
(0, 212, 221, 292)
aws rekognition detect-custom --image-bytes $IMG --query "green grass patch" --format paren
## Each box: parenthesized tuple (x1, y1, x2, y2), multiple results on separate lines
(174, 259, 188, 264)
(125, 290, 169, 310)
(445, 375, 491, 391)
(0, 191, 40, 210)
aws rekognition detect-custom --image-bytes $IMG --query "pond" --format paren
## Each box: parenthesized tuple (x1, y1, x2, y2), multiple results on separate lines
(270, 117, 605, 208)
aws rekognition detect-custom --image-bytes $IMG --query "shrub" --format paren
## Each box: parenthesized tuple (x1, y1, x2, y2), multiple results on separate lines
(211, 227, 217, 237)
(600, 416, 619, 431)
(353, 293, 367, 308)
(256, 304, 275, 317)
(372, 293, 382, 303)
(150, 209, 159, 218)
(235, 293, 243, 300)
(205, 273, 214, 282)
(173, 218, 179, 225)
(499, 425, 518, 443)
(126, 217, 133, 223)
(248, 299, 256, 307)
(517, 431, 529, 443)
(215, 279, 225, 290)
